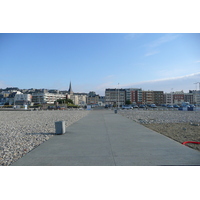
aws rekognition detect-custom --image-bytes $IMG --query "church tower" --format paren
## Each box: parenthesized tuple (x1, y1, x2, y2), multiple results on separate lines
(68, 81, 74, 95)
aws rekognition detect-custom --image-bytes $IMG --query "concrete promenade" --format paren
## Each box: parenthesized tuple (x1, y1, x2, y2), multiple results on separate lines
(11, 110, 200, 166)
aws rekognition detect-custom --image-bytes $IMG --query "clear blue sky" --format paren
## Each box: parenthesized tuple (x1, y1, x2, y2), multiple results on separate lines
(0, 33, 200, 95)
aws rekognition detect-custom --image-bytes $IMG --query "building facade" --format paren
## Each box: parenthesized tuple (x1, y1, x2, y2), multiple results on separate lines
(87, 91, 100, 105)
(189, 90, 200, 105)
(14, 93, 32, 105)
(173, 91, 185, 104)
(164, 93, 173, 105)
(32, 92, 66, 104)
(153, 91, 164, 105)
(105, 88, 126, 106)
(125, 88, 142, 104)
(142, 91, 154, 104)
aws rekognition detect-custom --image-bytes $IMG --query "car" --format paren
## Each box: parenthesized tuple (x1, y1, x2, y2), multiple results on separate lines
(133, 105, 138, 108)
(122, 105, 133, 109)
(173, 104, 179, 108)
(151, 104, 157, 108)
(139, 104, 146, 108)
(189, 104, 195, 108)
(167, 105, 173, 108)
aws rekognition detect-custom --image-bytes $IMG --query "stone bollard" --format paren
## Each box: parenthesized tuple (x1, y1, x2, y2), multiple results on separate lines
(55, 121, 65, 135)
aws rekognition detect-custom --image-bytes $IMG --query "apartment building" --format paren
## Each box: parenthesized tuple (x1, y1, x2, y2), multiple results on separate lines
(14, 93, 32, 105)
(142, 91, 164, 105)
(68, 93, 87, 106)
(87, 91, 99, 105)
(173, 91, 185, 104)
(153, 91, 164, 105)
(105, 88, 126, 106)
(189, 90, 200, 105)
(142, 91, 154, 104)
(184, 93, 194, 104)
(164, 91, 185, 105)
(32, 92, 66, 104)
(125, 88, 142, 104)
(164, 93, 173, 104)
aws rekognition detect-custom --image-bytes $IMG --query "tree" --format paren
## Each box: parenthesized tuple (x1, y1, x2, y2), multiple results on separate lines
(56, 99, 74, 104)
(125, 100, 131, 105)
(66, 99, 73, 104)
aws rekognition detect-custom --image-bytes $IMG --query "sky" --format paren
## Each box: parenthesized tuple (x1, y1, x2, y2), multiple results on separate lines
(0, 33, 200, 95)
(1, 0, 200, 197)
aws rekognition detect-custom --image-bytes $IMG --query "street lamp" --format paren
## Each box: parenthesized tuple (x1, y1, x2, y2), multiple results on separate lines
(118, 83, 119, 109)
(171, 88, 173, 105)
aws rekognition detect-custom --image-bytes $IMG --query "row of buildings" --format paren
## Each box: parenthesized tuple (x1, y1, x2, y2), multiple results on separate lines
(1, 83, 200, 107)
(0, 83, 106, 107)
(105, 88, 200, 106)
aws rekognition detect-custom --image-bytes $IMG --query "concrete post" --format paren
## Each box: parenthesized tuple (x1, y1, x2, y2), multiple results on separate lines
(55, 121, 65, 135)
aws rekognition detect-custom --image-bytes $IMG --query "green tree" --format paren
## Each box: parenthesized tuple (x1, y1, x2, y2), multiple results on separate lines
(56, 99, 74, 104)
(66, 99, 73, 104)
(125, 100, 131, 105)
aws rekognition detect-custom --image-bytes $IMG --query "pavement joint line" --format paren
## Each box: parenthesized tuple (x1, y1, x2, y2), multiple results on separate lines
(103, 113, 117, 166)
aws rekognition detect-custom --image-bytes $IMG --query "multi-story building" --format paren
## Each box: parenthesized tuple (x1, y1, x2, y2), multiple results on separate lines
(87, 91, 100, 105)
(189, 90, 200, 105)
(14, 93, 32, 105)
(32, 92, 66, 104)
(164, 93, 173, 105)
(153, 91, 164, 105)
(99, 96, 105, 106)
(105, 88, 126, 107)
(125, 88, 142, 104)
(184, 93, 194, 104)
(142, 91, 154, 104)
(164, 91, 185, 105)
(142, 91, 164, 105)
(8, 91, 21, 105)
(173, 91, 185, 104)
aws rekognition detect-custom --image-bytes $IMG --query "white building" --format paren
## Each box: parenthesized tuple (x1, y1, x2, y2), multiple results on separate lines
(68, 94, 87, 106)
(32, 92, 66, 104)
(164, 93, 173, 105)
(14, 93, 32, 105)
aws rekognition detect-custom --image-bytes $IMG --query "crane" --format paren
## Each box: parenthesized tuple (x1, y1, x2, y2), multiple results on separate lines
(194, 82, 200, 90)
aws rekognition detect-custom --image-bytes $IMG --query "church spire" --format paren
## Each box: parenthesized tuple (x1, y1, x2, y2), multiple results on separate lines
(68, 81, 73, 95)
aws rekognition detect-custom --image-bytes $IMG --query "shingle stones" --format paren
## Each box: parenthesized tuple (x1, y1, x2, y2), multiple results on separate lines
(0, 110, 89, 166)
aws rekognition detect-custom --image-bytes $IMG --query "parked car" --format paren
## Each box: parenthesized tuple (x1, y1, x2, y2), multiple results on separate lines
(139, 104, 146, 108)
(122, 105, 133, 109)
(189, 104, 195, 108)
(173, 104, 179, 108)
(151, 104, 157, 108)
(167, 105, 173, 108)
(133, 105, 138, 108)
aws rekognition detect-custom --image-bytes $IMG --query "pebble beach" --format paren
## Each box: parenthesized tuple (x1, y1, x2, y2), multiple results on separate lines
(119, 109, 200, 124)
(0, 110, 90, 166)
(119, 109, 200, 152)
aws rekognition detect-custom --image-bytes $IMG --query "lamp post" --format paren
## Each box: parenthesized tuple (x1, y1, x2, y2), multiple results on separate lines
(171, 88, 173, 105)
(118, 83, 119, 109)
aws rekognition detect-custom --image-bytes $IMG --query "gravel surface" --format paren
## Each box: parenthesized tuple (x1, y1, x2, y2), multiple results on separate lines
(0, 110, 90, 166)
(119, 109, 200, 124)
(119, 109, 200, 152)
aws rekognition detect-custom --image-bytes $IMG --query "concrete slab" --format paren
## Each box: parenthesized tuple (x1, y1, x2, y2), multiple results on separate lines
(11, 110, 200, 166)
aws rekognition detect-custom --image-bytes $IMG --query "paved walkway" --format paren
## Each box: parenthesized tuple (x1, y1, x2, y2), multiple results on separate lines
(11, 110, 200, 166)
